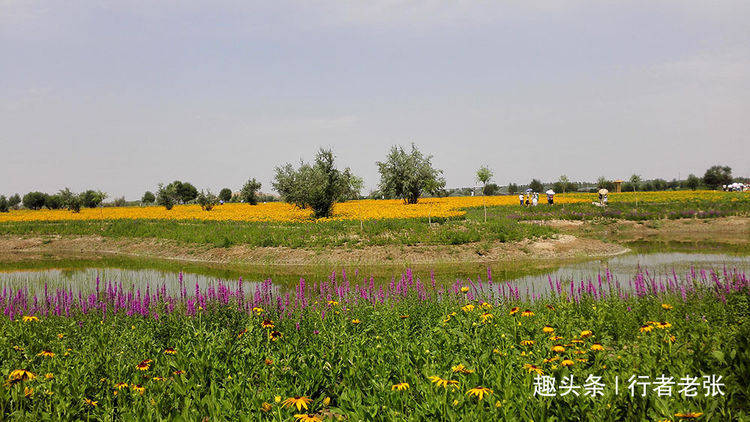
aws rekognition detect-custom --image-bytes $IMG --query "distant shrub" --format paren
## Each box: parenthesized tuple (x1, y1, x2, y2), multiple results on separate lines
(507, 183, 519, 194)
(156, 184, 178, 210)
(44, 194, 64, 210)
(23, 192, 47, 210)
(219, 188, 232, 202)
(529, 179, 544, 193)
(197, 190, 218, 211)
(483, 183, 500, 196)
(0, 196, 8, 213)
(68, 195, 82, 213)
(80, 190, 107, 208)
(141, 191, 156, 204)
(112, 197, 127, 207)
(240, 178, 262, 205)
(8, 194, 21, 209)
(377, 143, 444, 204)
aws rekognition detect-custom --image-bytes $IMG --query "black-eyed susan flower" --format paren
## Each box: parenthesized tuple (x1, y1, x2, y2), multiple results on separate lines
(294, 414, 322, 422)
(467, 386, 493, 400)
(640, 325, 653, 333)
(261, 319, 275, 329)
(460, 286, 470, 293)
(269, 331, 282, 341)
(509, 307, 520, 315)
(571, 339, 584, 344)
(351, 319, 361, 324)
(164, 348, 177, 355)
(44, 373, 54, 380)
(322, 397, 331, 406)
(461, 304, 475, 313)
(561, 359, 574, 367)
(24, 387, 34, 397)
(391, 382, 410, 391)
(480, 312, 493, 323)
(451, 364, 474, 374)
(37, 350, 55, 358)
(551, 345, 566, 353)
(480, 302, 492, 310)
(252, 307, 264, 315)
(591, 343, 604, 351)
(657, 322, 672, 329)
(662, 304, 673, 310)
(8, 370, 36, 382)
(261, 402, 272, 412)
(549, 335, 563, 341)
(521, 309, 534, 317)
(282, 396, 312, 411)
(264, 358, 274, 366)
(520, 340, 535, 346)
(22, 316, 39, 323)
(542, 325, 555, 333)
(400, 315, 409, 319)
(132, 384, 145, 394)
(523, 364, 543, 375)
(114, 382, 128, 390)
(57, 333, 64, 339)
(84, 398, 98, 407)
(173, 370, 185, 376)
(580, 330, 593, 338)
(428, 376, 459, 389)
(135, 361, 150, 371)
(546, 305, 556, 311)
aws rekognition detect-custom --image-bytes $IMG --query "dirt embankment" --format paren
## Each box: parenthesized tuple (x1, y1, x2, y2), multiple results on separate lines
(0, 217, 746, 268)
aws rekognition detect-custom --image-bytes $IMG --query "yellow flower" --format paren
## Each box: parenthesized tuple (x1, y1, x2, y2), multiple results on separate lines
(521, 309, 535, 317)
(591, 343, 604, 351)
(520, 340, 535, 346)
(132, 384, 145, 394)
(44, 373, 54, 379)
(8, 370, 36, 382)
(24, 387, 33, 398)
(57, 333, 64, 339)
(84, 398, 98, 407)
(461, 304, 475, 313)
(460, 286, 470, 293)
(351, 319, 361, 324)
(114, 382, 128, 390)
(428, 376, 459, 389)
(523, 364, 543, 375)
(549, 335, 563, 341)
(136, 361, 150, 371)
(543, 356, 560, 364)
(580, 330, 593, 338)
(164, 348, 177, 355)
(252, 307, 264, 315)
(274, 395, 282, 403)
(480, 302, 492, 310)
(269, 331, 283, 341)
(294, 414, 322, 422)
(662, 303, 673, 310)
(480, 312, 494, 323)
(674, 412, 703, 418)
(261, 402, 272, 412)
(640, 325, 653, 333)
(262, 319, 275, 329)
(467, 386, 493, 400)
(322, 397, 331, 406)
(542, 325, 555, 333)
(327, 300, 339, 306)
(22, 316, 39, 322)
(282, 396, 313, 411)
(391, 382, 410, 391)
(509, 306, 520, 315)
(37, 350, 55, 358)
(657, 322, 672, 329)
(451, 364, 474, 374)
(551, 345, 566, 353)
(561, 359, 575, 367)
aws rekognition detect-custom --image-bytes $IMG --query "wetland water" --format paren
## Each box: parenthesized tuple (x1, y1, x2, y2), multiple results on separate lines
(1, 252, 748, 295)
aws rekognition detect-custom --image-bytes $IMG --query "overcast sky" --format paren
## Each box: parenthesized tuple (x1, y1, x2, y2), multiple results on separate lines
(2, 1, 748, 199)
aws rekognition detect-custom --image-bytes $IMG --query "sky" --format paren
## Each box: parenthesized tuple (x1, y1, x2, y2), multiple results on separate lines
(2, 0, 749, 199)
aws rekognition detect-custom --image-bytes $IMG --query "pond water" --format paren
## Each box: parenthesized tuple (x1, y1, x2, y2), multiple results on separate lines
(506, 252, 750, 296)
(1, 252, 747, 295)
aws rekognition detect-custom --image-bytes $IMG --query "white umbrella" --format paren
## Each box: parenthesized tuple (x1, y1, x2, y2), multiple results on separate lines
(546, 189, 555, 195)
(525, 188, 533, 193)
(598, 189, 609, 195)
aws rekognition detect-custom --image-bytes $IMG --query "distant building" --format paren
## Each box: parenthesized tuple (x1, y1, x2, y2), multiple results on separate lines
(613, 180, 623, 193)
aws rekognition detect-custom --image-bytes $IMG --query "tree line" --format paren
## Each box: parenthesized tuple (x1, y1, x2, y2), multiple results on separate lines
(0, 144, 742, 218)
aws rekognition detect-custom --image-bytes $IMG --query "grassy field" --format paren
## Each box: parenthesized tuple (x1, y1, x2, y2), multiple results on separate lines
(1, 267, 748, 420)
(0, 192, 747, 249)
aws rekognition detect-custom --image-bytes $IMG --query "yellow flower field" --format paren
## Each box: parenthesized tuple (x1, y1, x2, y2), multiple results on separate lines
(0, 191, 744, 223)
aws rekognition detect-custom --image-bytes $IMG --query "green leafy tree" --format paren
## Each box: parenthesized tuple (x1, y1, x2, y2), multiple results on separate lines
(156, 184, 178, 210)
(8, 194, 21, 209)
(240, 178, 262, 205)
(218, 188, 232, 202)
(141, 191, 156, 204)
(629, 174, 642, 207)
(376, 144, 445, 204)
(686, 174, 701, 190)
(0, 196, 8, 213)
(164, 181, 198, 204)
(483, 183, 500, 196)
(44, 194, 64, 210)
(529, 179, 544, 193)
(22, 192, 47, 210)
(703, 165, 732, 189)
(67, 195, 82, 213)
(197, 190, 218, 211)
(475, 166, 493, 222)
(273, 149, 362, 218)
(507, 183, 519, 194)
(80, 190, 107, 208)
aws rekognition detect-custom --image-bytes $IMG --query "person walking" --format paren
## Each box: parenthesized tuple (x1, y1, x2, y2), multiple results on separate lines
(546, 190, 555, 205)
(532, 193, 538, 206)
(518, 193, 524, 206)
